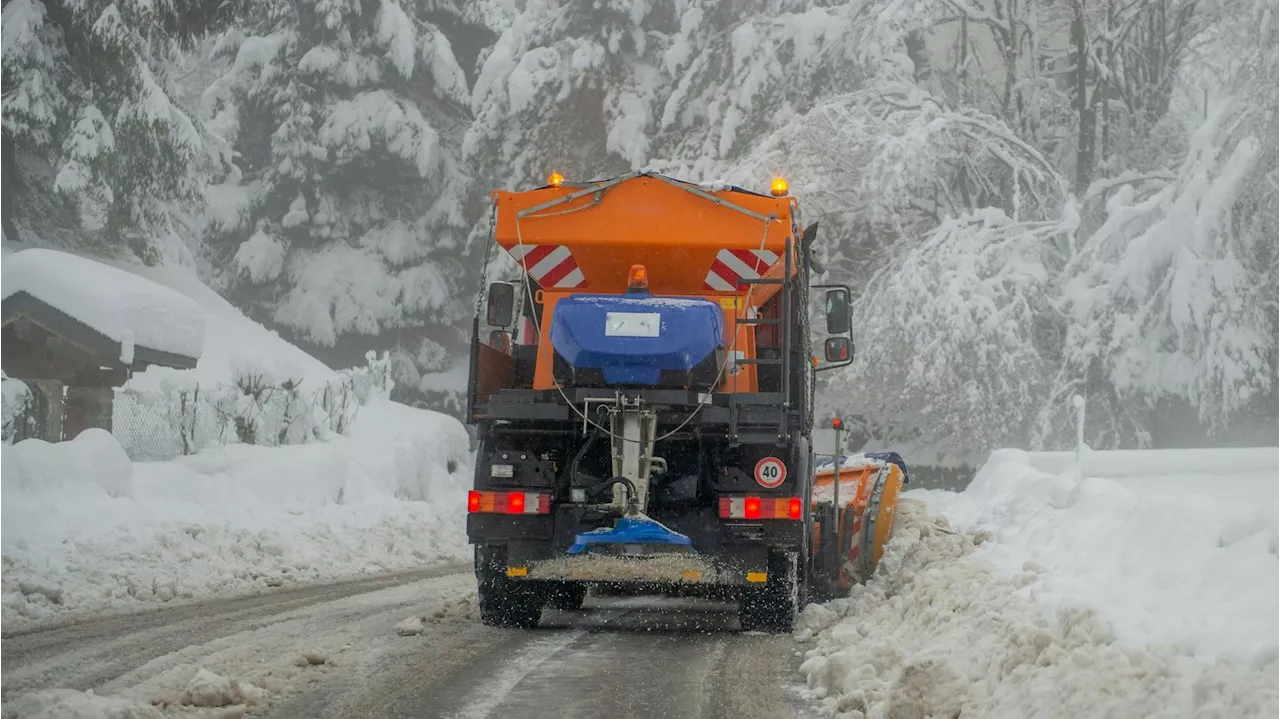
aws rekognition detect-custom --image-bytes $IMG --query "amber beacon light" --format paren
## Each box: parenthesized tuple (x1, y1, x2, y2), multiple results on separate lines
(627, 264, 649, 293)
(770, 176, 789, 197)
(548, 171, 565, 187)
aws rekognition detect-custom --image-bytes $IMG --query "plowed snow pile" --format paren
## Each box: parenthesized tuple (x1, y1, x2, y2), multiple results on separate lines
(1, 399, 471, 627)
(796, 450, 1279, 718)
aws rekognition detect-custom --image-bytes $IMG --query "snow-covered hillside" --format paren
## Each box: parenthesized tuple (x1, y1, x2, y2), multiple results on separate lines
(797, 449, 1279, 717)
(0, 248, 473, 627)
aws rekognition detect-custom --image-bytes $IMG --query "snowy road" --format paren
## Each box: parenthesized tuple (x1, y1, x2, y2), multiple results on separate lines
(266, 595, 813, 719)
(3, 565, 812, 719)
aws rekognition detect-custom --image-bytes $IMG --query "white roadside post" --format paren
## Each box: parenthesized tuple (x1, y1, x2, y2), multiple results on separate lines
(1073, 394, 1087, 471)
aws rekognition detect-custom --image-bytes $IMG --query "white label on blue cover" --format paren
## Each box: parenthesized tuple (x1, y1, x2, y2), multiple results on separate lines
(604, 312, 661, 337)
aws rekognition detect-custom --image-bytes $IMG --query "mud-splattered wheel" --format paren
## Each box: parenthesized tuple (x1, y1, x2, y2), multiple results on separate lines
(475, 546, 543, 628)
(739, 551, 799, 633)
(546, 582, 588, 610)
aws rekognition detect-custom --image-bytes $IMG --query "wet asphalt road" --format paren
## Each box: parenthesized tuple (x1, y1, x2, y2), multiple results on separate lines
(264, 594, 815, 719)
(3, 568, 815, 719)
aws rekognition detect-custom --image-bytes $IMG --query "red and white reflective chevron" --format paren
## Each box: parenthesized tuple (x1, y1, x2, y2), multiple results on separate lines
(506, 243, 586, 289)
(703, 248, 781, 292)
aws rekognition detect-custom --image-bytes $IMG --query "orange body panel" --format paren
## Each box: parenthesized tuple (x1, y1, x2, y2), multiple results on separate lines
(494, 175, 802, 394)
(491, 176, 798, 296)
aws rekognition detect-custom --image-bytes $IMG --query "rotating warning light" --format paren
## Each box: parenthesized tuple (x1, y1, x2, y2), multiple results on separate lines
(832, 416, 843, 430)
(770, 176, 789, 197)
(548, 171, 565, 187)
(627, 264, 649, 293)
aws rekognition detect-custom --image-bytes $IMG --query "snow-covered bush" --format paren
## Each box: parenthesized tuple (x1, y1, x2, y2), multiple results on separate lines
(2, 376, 33, 444)
(111, 351, 396, 460)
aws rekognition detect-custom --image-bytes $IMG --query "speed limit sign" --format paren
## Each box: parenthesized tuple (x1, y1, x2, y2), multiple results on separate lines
(754, 457, 787, 488)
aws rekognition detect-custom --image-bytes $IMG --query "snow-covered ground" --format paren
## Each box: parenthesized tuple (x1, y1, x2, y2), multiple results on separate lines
(4, 570, 479, 718)
(1, 399, 471, 626)
(1, 247, 474, 627)
(797, 448, 1279, 718)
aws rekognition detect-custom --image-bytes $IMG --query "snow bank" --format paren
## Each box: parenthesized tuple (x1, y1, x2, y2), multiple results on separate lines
(796, 499, 1278, 718)
(2, 248, 206, 361)
(915, 448, 1278, 660)
(4, 689, 164, 719)
(1017, 446, 1278, 478)
(1, 400, 472, 626)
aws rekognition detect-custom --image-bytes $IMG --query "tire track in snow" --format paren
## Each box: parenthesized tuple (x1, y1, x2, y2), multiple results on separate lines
(447, 629, 589, 719)
(2, 564, 470, 703)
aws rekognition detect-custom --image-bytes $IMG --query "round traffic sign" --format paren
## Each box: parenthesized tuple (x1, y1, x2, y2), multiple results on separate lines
(754, 457, 787, 488)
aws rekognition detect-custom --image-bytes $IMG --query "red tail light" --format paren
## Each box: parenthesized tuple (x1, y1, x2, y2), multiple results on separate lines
(467, 490, 551, 515)
(718, 496, 802, 520)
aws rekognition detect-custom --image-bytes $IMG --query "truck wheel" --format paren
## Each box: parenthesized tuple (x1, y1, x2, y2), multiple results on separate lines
(546, 582, 587, 610)
(739, 551, 799, 633)
(475, 546, 543, 628)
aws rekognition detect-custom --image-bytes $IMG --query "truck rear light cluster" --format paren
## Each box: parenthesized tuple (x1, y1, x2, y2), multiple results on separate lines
(468, 490, 551, 515)
(719, 496, 802, 520)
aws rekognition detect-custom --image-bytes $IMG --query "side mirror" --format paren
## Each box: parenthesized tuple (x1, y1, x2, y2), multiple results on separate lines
(488, 329, 512, 354)
(824, 337, 853, 363)
(487, 282, 515, 327)
(824, 288, 851, 335)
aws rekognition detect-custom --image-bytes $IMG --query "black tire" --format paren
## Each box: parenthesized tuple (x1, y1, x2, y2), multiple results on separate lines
(546, 582, 588, 610)
(739, 551, 799, 633)
(475, 546, 543, 628)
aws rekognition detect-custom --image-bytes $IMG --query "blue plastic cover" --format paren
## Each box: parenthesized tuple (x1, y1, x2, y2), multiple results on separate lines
(549, 293, 723, 386)
(567, 516, 694, 554)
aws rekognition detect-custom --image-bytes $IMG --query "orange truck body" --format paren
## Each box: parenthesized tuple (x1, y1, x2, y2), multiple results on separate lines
(489, 176, 802, 395)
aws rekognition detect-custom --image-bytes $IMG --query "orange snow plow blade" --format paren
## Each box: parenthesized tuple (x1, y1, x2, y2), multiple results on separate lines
(813, 456, 907, 588)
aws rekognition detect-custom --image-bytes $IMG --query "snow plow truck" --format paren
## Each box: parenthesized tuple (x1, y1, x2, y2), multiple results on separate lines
(465, 172, 906, 632)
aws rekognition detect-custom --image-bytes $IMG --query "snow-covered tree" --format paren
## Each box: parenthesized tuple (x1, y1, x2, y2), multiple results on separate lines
(201, 0, 478, 399)
(2, 0, 237, 261)
(462, 1, 869, 189)
(1039, 0, 1279, 448)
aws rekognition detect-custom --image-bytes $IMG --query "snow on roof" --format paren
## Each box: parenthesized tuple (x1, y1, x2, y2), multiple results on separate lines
(111, 261, 337, 389)
(3, 248, 205, 362)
